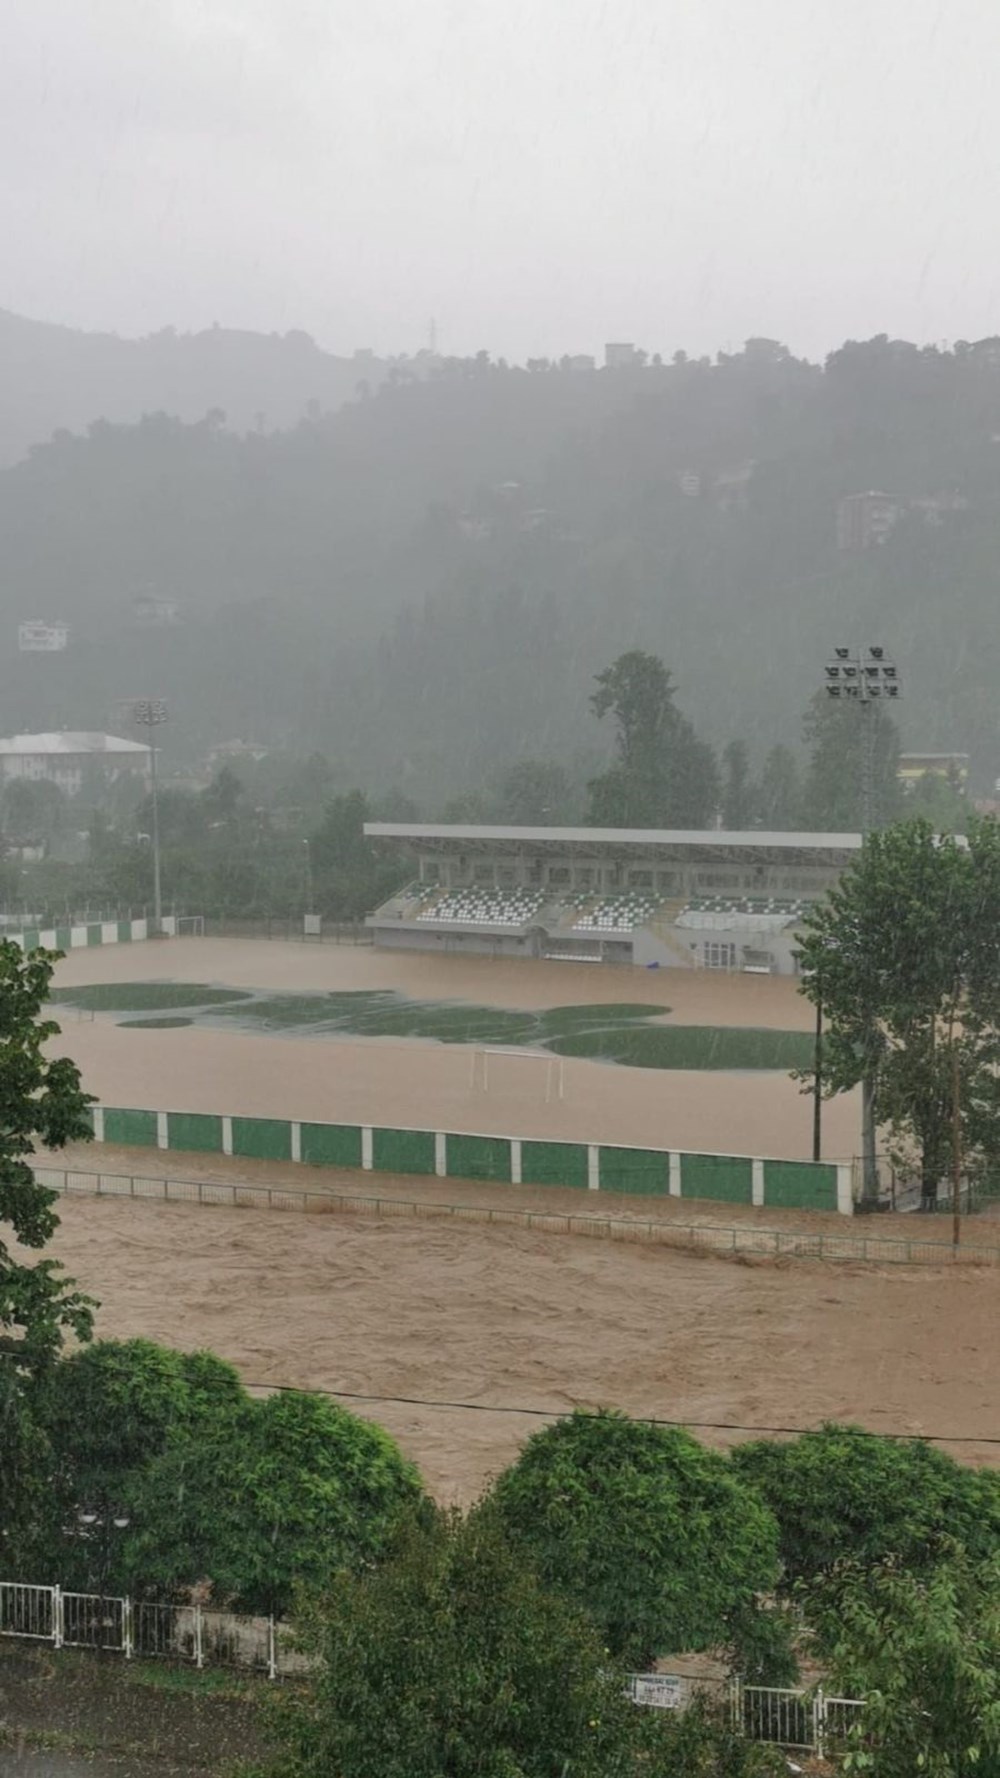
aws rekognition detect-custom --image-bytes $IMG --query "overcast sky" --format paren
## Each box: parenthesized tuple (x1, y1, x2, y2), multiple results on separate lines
(4, 0, 1000, 362)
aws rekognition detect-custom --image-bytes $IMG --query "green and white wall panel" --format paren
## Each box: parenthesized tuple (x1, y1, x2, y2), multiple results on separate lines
(86, 1105, 853, 1214)
(7, 916, 180, 952)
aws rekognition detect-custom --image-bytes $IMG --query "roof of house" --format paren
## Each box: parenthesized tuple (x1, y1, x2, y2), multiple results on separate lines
(0, 732, 150, 757)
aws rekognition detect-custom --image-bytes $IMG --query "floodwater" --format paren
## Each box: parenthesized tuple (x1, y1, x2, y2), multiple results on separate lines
(47, 1192, 1000, 1501)
(31, 938, 999, 1509)
(48, 939, 859, 1160)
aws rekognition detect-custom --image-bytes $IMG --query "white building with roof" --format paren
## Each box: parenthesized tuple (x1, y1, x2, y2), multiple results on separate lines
(0, 733, 151, 797)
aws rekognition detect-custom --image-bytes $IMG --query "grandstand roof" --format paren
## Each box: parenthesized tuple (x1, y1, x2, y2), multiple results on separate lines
(365, 823, 861, 856)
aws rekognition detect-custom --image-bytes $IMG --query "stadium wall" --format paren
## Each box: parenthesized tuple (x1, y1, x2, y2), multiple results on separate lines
(8, 917, 195, 952)
(84, 1104, 854, 1215)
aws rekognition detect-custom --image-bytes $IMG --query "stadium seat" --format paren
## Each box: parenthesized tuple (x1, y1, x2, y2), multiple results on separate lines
(415, 886, 546, 928)
(572, 891, 661, 934)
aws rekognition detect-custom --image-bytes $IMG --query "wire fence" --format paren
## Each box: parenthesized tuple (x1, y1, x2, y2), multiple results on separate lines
(33, 1162, 1000, 1266)
(204, 916, 372, 944)
(0, 1581, 863, 1751)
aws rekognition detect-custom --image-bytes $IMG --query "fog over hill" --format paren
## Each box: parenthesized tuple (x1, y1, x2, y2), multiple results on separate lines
(3, 328, 1000, 806)
(0, 308, 392, 467)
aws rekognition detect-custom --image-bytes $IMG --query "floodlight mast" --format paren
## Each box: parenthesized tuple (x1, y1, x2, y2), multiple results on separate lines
(823, 646, 901, 1209)
(126, 699, 168, 936)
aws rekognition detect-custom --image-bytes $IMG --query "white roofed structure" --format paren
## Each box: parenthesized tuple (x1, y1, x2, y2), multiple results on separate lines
(365, 824, 859, 974)
(0, 732, 150, 796)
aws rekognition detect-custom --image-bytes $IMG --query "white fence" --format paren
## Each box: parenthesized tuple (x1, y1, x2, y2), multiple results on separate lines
(0, 1581, 294, 1679)
(1, 1581, 864, 1752)
(735, 1682, 865, 1755)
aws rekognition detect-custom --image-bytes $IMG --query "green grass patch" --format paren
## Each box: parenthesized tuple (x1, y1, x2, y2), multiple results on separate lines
(549, 1024, 813, 1071)
(56, 982, 251, 1012)
(123, 1661, 254, 1697)
(62, 983, 810, 1072)
(119, 1015, 195, 1029)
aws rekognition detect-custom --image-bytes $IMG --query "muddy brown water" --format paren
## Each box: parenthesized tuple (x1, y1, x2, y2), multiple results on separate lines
(48, 939, 860, 1159)
(43, 1188, 1000, 1502)
(36, 939, 999, 1507)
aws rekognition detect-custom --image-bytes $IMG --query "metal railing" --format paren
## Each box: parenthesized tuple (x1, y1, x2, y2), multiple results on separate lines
(34, 1163, 1000, 1267)
(0, 1585, 863, 1751)
(0, 1582, 287, 1678)
(735, 1682, 865, 1757)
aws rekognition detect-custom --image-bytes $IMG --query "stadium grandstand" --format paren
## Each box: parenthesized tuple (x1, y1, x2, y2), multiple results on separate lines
(364, 825, 860, 973)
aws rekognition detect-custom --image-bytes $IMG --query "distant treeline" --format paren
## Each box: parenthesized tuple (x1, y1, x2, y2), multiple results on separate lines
(2, 331, 999, 801)
(0, 649, 968, 925)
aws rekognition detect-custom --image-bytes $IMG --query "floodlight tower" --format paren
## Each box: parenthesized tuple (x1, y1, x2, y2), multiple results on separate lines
(128, 699, 168, 936)
(821, 646, 901, 1208)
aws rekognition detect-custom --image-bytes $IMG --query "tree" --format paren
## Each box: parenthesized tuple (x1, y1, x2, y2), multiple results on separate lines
(801, 692, 902, 831)
(0, 941, 95, 1563)
(587, 651, 717, 828)
(200, 765, 245, 823)
(907, 767, 969, 834)
(309, 791, 405, 920)
(491, 1410, 779, 1668)
(1, 778, 67, 848)
(795, 818, 1000, 1208)
(33, 1339, 248, 1589)
(804, 1551, 1000, 1778)
(757, 744, 801, 829)
(495, 758, 573, 824)
(732, 1424, 1000, 1585)
(131, 1389, 424, 1613)
(722, 740, 756, 828)
(0, 943, 95, 1369)
(258, 1503, 646, 1778)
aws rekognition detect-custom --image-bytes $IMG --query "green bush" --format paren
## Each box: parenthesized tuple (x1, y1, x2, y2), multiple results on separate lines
(732, 1423, 1000, 1584)
(130, 1389, 425, 1614)
(491, 1410, 780, 1667)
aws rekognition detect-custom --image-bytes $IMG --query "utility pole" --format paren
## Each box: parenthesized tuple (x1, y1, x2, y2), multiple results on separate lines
(952, 1038, 963, 1250)
(812, 993, 823, 1163)
(126, 699, 168, 936)
(823, 646, 901, 1210)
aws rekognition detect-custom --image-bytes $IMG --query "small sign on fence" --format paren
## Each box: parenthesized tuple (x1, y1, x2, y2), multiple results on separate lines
(630, 1673, 683, 1709)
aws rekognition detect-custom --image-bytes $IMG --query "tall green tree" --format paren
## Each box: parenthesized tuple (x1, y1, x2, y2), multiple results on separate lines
(494, 758, 573, 824)
(309, 791, 407, 920)
(804, 1551, 1000, 1778)
(587, 651, 717, 828)
(0, 943, 95, 1367)
(907, 767, 969, 834)
(33, 1339, 246, 1588)
(722, 740, 756, 829)
(732, 1424, 1000, 1584)
(130, 1389, 424, 1613)
(491, 1409, 779, 1668)
(0, 941, 95, 1562)
(757, 744, 801, 830)
(796, 818, 1000, 1207)
(259, 1503, 644, 1778)
(801, 691, 902, 831)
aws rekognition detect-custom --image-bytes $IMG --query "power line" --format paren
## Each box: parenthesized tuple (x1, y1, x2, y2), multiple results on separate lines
(241, 1378, 1000, 1448)
(6, 1348, 996, 1448)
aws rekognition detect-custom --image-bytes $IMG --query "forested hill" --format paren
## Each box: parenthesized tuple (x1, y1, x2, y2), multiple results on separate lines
(4, 333, 1000, 802)
(0, 308, 391, 467)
